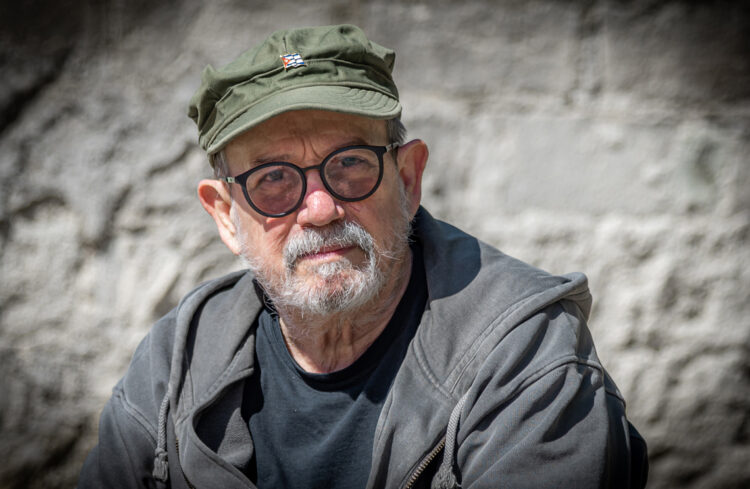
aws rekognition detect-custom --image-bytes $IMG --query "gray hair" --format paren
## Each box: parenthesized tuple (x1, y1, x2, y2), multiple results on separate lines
(211, 150, 231, 179)
(210, 117, 407, 178)
(386, 117, 407, 147)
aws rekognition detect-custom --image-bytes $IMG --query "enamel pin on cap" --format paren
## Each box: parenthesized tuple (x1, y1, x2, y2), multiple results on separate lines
(280, 53, 306, 70)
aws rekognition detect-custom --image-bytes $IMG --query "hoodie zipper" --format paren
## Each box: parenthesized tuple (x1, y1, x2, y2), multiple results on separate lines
(175, 434, 443, 489)
(402, 438, 445, 489)
(174, 436, 197, 489)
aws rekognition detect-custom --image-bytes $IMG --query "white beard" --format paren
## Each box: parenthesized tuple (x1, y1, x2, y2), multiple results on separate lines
(235, 185, 413, 318)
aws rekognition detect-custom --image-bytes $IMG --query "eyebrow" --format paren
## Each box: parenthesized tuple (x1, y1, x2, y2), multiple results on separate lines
(248, 137, 373, 167)
(251, 154, 290, 166)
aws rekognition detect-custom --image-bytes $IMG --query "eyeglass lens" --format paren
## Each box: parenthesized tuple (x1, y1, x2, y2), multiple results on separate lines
(246, 147, 382, 216)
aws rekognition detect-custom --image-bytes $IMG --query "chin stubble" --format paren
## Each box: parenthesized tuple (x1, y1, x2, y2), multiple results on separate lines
(235, 184, 413, 318)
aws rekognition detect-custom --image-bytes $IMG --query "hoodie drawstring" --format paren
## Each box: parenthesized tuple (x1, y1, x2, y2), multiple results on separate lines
(152, 389, 171, 482)
(432, 392, 468, 489)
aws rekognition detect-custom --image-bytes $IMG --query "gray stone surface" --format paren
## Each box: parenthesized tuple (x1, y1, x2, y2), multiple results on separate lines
(1, 1, 748, 488)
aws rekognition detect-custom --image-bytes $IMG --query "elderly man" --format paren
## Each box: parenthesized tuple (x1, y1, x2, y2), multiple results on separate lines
(80, 25, 647, 489)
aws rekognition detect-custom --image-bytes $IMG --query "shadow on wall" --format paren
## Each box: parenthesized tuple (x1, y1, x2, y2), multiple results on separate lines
(0, 0, 167, 134)
(603, 0, 750, 106)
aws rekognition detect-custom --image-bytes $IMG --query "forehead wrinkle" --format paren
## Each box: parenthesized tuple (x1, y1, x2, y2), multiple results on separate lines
(247, 135, 377, 169)
(225, 111, 388, 171)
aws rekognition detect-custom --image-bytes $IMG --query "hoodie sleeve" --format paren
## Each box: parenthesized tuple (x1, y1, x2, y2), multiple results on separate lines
(78, 310, 176, 489)
(452, 301, 647, 489)
(78, 384, 163, 489)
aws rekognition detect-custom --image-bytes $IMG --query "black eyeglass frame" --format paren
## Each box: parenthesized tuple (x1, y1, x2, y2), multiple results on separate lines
(219, 143, 399, 218)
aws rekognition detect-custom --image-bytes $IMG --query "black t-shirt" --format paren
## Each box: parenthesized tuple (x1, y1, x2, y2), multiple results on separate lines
(242, 242, 427, 489)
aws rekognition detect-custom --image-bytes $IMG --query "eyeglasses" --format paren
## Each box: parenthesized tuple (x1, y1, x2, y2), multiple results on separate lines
(219, 143, 399, 217)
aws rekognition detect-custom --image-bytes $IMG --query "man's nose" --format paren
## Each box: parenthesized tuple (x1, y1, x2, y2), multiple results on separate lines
(296, 169, 344, 227)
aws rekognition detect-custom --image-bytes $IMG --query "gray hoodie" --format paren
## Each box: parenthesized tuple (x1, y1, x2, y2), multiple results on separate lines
(79, 208, 647, 488)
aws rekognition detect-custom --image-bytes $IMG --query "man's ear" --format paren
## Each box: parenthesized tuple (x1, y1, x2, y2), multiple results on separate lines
(197, 180, 242, 255)
(395, 139, 429, 217)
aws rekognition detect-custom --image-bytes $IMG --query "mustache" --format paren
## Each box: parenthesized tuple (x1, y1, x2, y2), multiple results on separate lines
(283, 221, 375, 270)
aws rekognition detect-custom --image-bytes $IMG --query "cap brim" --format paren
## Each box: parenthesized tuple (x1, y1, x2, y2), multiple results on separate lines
(206, 85, 401, 154)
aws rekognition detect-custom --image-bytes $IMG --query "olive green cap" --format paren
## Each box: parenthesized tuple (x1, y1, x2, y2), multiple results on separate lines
(188, 24, 402, 155)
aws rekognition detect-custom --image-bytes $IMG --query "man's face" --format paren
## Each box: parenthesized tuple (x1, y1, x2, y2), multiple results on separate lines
(219, 110, 417, 316)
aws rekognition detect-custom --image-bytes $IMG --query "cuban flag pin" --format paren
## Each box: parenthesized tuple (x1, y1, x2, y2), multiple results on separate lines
(280, 53, 306, 70)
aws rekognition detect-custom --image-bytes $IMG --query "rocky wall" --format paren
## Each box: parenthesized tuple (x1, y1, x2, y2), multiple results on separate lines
(0, 1, 748, 488)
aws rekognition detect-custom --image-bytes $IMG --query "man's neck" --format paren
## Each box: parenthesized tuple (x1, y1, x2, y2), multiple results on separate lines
(276, 250, 413, 374)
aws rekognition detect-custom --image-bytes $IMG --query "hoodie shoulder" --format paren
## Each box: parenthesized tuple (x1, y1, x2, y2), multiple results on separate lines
(118, 270, 252, 420)
(411, 208, 594, 394)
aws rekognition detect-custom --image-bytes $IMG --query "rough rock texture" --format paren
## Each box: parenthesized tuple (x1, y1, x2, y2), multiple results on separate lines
(0, 1, 748, 488)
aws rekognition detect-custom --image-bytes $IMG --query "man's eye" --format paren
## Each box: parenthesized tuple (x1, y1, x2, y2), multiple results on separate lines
(251, 167, 294, 191)
(263, 169, 286, 182)
(341, 157, 366, 167)
(336, 156, 373, 169)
